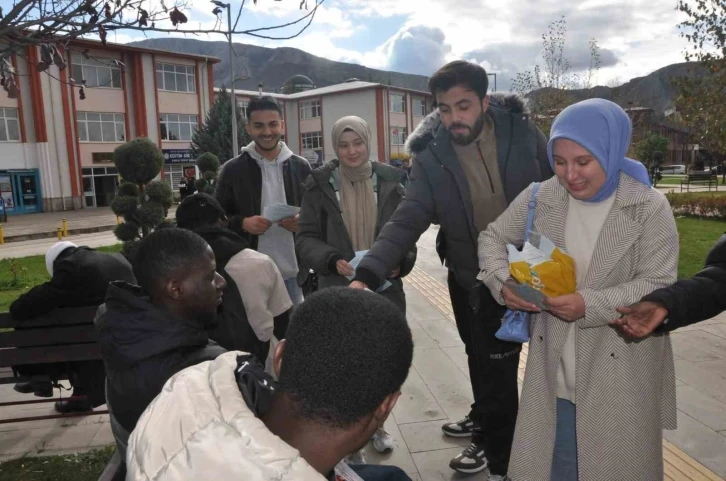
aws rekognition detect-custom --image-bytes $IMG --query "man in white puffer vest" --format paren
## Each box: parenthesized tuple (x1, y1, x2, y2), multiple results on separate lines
(126, 287, 414, 481)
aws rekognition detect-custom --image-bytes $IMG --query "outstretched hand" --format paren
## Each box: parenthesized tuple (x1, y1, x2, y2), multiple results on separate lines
(610, 301, 668, 339)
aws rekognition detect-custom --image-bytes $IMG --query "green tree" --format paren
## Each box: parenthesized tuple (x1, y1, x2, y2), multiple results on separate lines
(632, 133, 669, 169)
(673, 0, 726, 154)
(190, 87, 250, 163)
(195, 153, 220, 194)
(511, 16, 602, 136)
(111, 137, 173, 257)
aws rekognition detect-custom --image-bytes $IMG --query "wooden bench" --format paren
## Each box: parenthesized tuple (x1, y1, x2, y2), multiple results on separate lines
(680, 173, 719, 192)
(0, 305, 108, 423)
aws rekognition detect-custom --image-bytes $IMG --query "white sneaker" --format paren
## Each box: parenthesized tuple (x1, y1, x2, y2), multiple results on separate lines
(345, 450, 367, 465)
(372, 427, 394, 453)
(487, 475, 511, 481)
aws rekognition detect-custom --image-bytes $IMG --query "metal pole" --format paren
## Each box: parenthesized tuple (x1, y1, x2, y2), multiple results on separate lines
(227, 5, 238, 159)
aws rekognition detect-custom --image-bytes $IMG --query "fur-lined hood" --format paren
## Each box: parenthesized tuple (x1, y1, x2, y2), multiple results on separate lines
(405, 93, 527, 155)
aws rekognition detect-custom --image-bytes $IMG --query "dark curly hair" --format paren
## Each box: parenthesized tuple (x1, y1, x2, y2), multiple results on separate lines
(278, 287, 413, 428)
(429, 60, 489, 103)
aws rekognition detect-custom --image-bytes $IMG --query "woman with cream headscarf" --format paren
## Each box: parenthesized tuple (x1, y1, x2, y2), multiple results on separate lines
(297, 115, 417, 456)
(477, 99, 679, 480)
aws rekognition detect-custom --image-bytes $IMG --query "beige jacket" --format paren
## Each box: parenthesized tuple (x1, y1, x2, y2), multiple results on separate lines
(126, 352, 325, 481)
(477, 173, 679, 481)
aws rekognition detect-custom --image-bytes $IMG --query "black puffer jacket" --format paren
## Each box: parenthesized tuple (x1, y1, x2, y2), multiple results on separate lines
(95, 282, 226, 432)
(354, 94, 552, 294)
(645, 234, 726, 332)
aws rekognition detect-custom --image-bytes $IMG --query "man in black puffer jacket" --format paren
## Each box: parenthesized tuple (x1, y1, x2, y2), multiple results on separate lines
(95, 228, 227, 440)
(613, 234, 726, 338)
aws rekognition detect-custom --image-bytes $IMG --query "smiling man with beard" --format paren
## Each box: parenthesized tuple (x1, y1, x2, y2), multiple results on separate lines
(215, 96, 312, 307)
(350, 61, 552, 479)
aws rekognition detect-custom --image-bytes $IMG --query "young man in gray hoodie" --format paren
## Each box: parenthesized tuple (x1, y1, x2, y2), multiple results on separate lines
(215, 96, 312, 306)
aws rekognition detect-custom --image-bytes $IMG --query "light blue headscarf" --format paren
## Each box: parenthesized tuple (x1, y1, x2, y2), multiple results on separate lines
(547, 98, 651, 203)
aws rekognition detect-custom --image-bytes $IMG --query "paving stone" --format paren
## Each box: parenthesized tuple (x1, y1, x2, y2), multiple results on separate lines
(393, 366, 448, 425)
(399, 419, 470, 453)
(675, 360, 726, 404)
(412, 447, 489, 481)
(673, 331, 726, 358)
(442, 347, 470, 380)
(410, 325, 438, 351)
(676, 385, 726, 431)
(417, 319, 464, 348)
(694, 359, 726, 379)
(361, 415, 418, 474)
(663, 410, 726, 478)
(671, 334, 723, 363)
(412, 349, 473, 422)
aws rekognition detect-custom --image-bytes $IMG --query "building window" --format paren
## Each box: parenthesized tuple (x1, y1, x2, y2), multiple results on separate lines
(391, 127, 407, 146)
(0, 108, 20, 142)
(77, 112, 125, 142)
(160, 114, 198, 141)
(413, 98, 426, 117)
(71, 56, 122, 89)
(156, 63, 196, 93)
(390, 94, 405, 113)
(238, 100, 249, 120)
(164, 164, 198, 193)
(300, 100, 321, 119)
(301, 131, 323, 150)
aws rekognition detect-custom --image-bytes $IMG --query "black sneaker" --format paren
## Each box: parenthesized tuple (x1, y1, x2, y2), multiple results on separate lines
(441, 415, 479, 438)
(449, 442, 488, 474)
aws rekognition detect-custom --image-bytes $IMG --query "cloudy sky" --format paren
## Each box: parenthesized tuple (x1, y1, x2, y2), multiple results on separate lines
(105, 0, 690, 91)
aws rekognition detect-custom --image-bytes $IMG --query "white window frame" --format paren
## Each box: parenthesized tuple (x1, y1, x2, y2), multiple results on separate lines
(390, 94, 405, 113)
(390, 127, 407, 146)
(0, 108, 21, 142)
(160, 113, 198, 141)
(301, 131, 323, 150)
(71, 56, 122, 89)
(238, 100, 249, 120)
(156, 63, 196, 93)
(300, 100, 321, 119)
(77, 112, 125, 143)
(165, 164, 198, 192)
(413, 98, 426, 117)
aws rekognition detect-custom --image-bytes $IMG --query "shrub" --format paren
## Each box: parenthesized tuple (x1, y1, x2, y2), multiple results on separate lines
(666, 192, 726, 220)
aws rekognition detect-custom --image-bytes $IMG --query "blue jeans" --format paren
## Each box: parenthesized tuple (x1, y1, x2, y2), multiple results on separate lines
(284, 277, 304, 308)
(551, 398, 579, 481)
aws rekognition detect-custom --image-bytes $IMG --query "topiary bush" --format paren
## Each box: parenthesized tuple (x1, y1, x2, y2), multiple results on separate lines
(195, 152, 220, 194)
(112, 138, 173, 257)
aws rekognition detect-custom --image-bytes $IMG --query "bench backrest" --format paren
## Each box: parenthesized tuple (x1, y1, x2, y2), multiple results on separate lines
(0, 306, 102, 367)
(688, 173, 716, 180)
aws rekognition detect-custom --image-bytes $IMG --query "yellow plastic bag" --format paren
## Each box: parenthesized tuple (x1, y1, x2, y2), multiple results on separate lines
(507, 232, 576, 304)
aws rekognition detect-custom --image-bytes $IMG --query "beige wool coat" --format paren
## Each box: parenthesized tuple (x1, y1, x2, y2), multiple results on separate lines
(477, 173, 679, 481)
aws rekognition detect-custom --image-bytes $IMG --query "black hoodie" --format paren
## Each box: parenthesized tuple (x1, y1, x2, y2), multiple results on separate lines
(95, 281, 226, 433)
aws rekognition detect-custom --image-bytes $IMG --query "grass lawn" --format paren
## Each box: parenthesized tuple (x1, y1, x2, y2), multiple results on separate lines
(675, 217, 725, 279)
(0, 445, 115, 481)
(659, 175, 726, 186)
(0, 244, 122, 312)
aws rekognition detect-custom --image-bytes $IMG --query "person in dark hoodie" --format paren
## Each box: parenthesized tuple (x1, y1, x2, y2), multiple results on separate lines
(10, 241, 135, 414)
(612, 234, 726, 338)
(350, 61, 552, 479)
(176, 193, 292, 362)
(95, 228, 227, 450)
(126, 287, 414, 481)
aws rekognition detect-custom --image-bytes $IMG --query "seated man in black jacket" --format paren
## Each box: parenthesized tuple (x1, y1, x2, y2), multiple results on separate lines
(612, 234, 726, 338)
(10, 241, 136, 413)
(95, 228, 227, 440)
(176, 193, 292, 363)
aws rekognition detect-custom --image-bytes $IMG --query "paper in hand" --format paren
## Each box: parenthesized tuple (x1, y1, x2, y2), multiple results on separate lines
(262, 203, 300, 223)
(347, 250, 392, 292)
(507, 281, 547, 310)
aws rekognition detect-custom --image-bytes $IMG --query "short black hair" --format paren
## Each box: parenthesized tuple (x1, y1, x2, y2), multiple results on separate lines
(132, 228, 210, 295)
(247, 95, 283, 120)
(428, 60, 489, 103)
(176, 193, 225, 231)
(278, 287, 413, 428)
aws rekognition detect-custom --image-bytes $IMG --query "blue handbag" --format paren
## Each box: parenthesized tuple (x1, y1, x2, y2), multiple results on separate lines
(495, 182, 541, 344)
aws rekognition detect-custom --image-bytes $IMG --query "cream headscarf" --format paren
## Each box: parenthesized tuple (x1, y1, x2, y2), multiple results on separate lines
(332, 116, 377, 251)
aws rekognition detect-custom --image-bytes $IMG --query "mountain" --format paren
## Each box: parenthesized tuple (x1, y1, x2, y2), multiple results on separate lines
(128, 38, 430, 93)
(530, 62, 705, 115)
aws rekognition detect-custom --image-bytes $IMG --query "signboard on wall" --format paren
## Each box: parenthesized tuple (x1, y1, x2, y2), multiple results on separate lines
(0, 174, 14, 211)
(163, 149, 194, 165)
(301, 149, 322, 165)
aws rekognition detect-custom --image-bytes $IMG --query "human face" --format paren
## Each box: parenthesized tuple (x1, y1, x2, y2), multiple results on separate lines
(246, 109, 284, 152)
(436, 85, 489, 146)
(337, 130, 368, 168)
(552, 139, 607, 200)
(180, 246, 226, 321)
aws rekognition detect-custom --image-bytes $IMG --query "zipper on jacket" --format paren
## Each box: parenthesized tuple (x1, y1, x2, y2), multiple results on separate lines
(476, 140, 496, 193)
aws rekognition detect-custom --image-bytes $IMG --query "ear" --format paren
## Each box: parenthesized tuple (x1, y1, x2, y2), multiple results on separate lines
(373, 391, 401, 425)
(165, 278, 184, 301)
(481, 94, 491, 113)
(245, 122, 252, 136)
(280, 118, 286, 132)
(273, 339, 286, 378)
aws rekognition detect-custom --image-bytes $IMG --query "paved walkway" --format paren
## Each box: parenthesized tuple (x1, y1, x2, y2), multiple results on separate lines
(0, 229, 724, 480)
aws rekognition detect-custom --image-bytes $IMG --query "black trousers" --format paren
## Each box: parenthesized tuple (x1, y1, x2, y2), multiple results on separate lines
(447, 271, 521, 476)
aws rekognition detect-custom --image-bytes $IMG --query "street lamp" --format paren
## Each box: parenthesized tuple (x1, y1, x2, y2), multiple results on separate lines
(488, 73, 497, 92)
(211, 0, 239, 158)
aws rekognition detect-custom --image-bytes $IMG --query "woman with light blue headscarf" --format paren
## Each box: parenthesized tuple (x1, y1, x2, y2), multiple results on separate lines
(477, 99, 679, 481)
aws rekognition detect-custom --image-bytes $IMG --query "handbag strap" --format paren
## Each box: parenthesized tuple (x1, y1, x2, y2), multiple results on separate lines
(524, 182, 540, 243)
